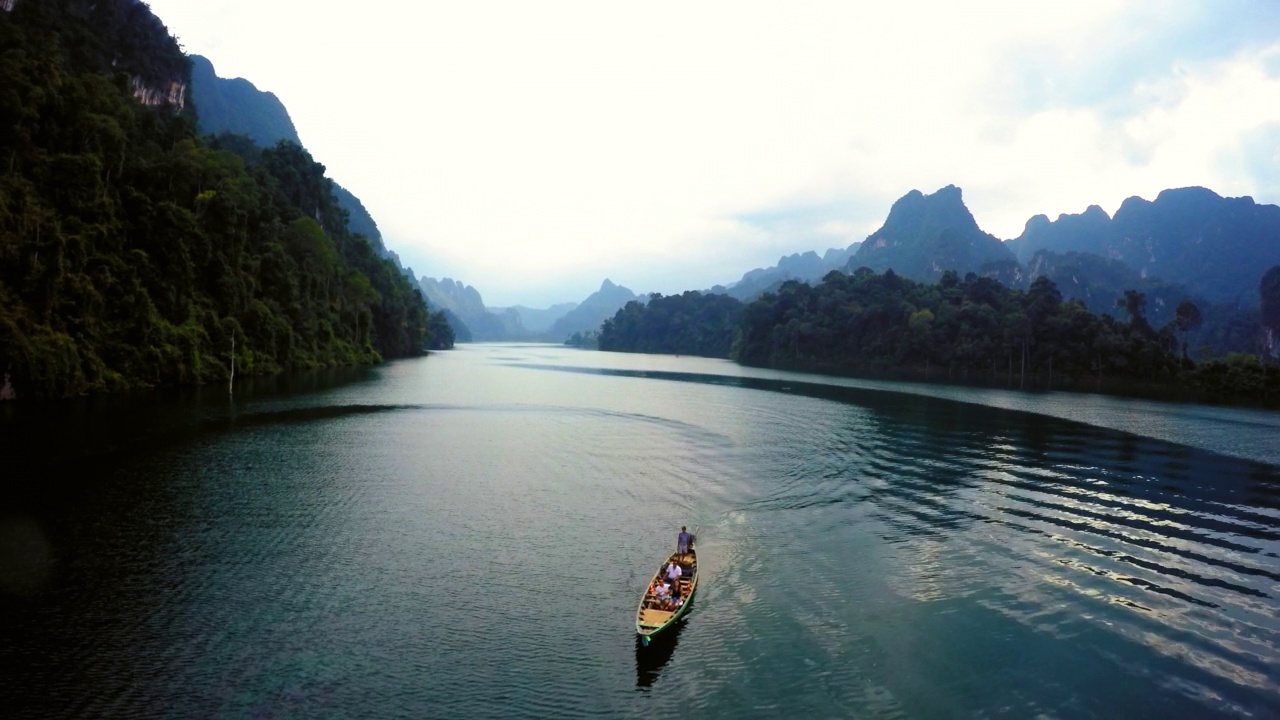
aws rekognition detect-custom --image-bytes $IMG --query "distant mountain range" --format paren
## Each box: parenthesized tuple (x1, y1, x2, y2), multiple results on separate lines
(703, 183, 1278, 329)
(838, 185, 1278, 325)
(185, 52, 1279, 347)
(711, 245, 861, 301)
(415, 277, 638, 343)
(545, 280, 640, 340)
(722, 186, 1278, 321)
(1007, 186, 1280, 307)
(488, 303, 580, 333)
(417, 277, 527, 342)
(422, 184, 1280, 346)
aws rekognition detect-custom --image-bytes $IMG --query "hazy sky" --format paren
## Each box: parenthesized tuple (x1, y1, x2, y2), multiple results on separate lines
(144, 0, 1280, 308)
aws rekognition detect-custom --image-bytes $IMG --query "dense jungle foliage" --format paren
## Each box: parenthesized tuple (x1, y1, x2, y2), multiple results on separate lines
(599, 291, 743, 357)
(735, 269, 1280, 405)
(0, 1, 449, 400)
(564, 330, 599, 349)
(596, 265, 1280, 404)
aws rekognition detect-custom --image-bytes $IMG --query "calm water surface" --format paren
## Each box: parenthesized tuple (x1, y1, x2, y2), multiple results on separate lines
(2, 344, 1279, 718)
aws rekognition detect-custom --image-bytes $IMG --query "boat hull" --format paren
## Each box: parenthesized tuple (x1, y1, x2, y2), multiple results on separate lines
(635, 549, 698, 638)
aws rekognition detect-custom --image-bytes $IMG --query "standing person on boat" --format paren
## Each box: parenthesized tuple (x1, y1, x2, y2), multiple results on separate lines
(677, 526, 692, 554)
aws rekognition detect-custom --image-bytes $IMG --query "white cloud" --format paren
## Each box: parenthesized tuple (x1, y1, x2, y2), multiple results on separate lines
(146, 0, 1280, 306)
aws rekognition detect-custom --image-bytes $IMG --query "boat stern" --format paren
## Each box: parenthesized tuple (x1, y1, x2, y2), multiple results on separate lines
(636, 607, 675, 636)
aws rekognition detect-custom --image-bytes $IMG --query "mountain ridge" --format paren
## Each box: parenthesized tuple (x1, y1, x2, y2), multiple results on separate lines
(714, 244, 862, 302)
(417, 277, 527, 341)
(189, 55, 299, 147)
(545, 279, 640, 342)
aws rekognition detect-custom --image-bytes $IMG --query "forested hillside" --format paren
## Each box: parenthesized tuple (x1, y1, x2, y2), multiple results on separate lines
(599, 291, 743, 357)
(736, 269, 1278, 404)
(0, 0, 447, 400)
(190, 55, 430, 300)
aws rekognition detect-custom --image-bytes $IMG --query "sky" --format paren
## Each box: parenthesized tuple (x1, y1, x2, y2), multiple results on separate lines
(143, 0, 1280, 308)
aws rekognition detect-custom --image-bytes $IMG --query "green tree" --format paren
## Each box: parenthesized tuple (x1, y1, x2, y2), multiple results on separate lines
(0, 2, 440, 398)
(1172, 299, 1203, 361)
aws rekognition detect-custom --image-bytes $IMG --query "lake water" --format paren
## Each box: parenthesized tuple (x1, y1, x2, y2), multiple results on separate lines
(3, 344, 1279, 718)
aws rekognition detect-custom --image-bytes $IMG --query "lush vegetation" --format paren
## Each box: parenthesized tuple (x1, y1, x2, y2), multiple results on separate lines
(589, 257, 1279, 405)
(599, 292, 743, 357)
(734, 269, 1279, 405)
(0, 1, 448, 400)
(564, 330, 599, 349)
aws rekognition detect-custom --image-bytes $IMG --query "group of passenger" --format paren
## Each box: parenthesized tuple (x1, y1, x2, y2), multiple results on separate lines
(648, 564, 686, 611)
(647, 526, 695, 611)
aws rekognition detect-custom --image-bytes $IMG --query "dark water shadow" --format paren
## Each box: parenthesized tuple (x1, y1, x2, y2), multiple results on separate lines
(634, 620, 685, 689)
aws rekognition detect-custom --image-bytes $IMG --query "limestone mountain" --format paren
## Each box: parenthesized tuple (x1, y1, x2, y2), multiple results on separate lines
(1023, 250, 1194, 329)
(545, 280, 640, 341)
(850, 185, 1016, 282)
(718, 245, 861, 301)
(1005, 187, 1280, 306)
(189, 55, 299, 147)
(418, 277, 528, 341)
(1006, 204, 1115, 263)
(488, 303, 579, 333)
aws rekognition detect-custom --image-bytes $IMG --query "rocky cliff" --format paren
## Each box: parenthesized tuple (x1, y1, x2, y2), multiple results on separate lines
(190, 55, 298, 146)
(418, 277, 528, 341)
(851, 185, 1015, 281)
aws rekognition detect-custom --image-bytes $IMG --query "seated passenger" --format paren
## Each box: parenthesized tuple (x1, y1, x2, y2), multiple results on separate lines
(656, 580, 671, 600)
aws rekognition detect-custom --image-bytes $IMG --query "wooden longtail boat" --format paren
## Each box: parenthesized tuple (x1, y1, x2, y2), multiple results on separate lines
(635, 544, 697, 641)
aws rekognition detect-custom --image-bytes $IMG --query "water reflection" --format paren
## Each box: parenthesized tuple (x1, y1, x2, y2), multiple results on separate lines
(635, 622, 684, 689)
(0, 365, 379, 479)
(6, 347, 1280, 717)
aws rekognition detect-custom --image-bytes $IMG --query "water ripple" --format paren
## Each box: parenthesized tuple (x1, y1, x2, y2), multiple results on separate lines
(4, 347, 1279, 718)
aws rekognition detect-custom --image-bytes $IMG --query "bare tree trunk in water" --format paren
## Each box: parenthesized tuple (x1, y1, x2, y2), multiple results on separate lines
(1020, 341, 1026, 390)
(229, 335, 235, 396)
